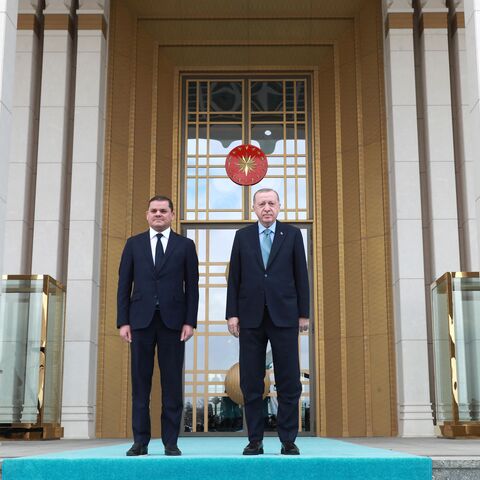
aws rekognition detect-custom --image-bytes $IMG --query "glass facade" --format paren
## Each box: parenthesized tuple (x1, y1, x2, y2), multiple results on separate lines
(431, 273, 480, 436)
(181, 76, 313, 434)
(0, 276, 65, 439)
(183, 79, 310, 222)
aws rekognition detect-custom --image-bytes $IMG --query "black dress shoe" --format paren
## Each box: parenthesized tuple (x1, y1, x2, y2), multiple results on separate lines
(281, 441, 300, 455)
(126, 442, 148, 456)
(243, 440, 264, 455)
(165, 444, 182, 456)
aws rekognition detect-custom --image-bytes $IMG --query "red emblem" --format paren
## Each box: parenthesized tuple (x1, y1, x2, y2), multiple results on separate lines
(225, 144, 268, 186)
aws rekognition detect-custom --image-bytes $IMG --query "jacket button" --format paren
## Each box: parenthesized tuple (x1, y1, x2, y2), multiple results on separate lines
(264, 274, 268, 278)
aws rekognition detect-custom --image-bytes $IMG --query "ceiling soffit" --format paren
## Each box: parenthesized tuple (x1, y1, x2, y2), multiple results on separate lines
(124, 0, 367, 20)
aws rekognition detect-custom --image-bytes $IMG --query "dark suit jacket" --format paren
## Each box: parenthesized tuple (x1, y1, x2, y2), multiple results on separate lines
(117, 230, 199, 331)
(226, 221, 309, 328)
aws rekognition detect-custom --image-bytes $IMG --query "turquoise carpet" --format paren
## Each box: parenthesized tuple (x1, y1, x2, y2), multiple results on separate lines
(2, 437, 431, 480)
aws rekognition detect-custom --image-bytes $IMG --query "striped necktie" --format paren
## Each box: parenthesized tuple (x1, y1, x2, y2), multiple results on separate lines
(261, 228, 272, 268)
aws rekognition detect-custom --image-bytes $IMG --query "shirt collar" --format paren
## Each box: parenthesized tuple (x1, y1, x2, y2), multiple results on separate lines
(150, 227, 171, 240)
(258, 221, 276, 235)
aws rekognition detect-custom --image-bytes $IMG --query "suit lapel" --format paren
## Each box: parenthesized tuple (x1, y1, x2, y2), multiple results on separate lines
(251, 223, 265, 270)
(266, 221, 286, 268)
(142, 231, 155, 270)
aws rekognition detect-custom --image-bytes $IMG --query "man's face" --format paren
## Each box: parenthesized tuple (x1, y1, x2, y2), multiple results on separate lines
(253, 191, 280, 227)
(146, 200, 174, 232)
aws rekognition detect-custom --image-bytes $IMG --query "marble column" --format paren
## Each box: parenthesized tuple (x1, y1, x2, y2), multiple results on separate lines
(3, 0, 42, 274)
(30, 0, 75, 283)
(0, 0, 18, 278)
(384, 0, 435, 436)
(0, 0, 38, 425)
(418, 0, 461, 280)
(448, 1, 479, 270)
(62, 0, 108, 439)
(464, 0, 480, 269)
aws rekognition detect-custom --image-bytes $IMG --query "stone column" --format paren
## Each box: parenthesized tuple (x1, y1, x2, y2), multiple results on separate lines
(418, 0, 461, 280)
(62, 0, 108, 439)
(449, 1, 478, 270)
(30, 0, 75, 283)
(0, 0, 18, 278)
(3, 0, 42, 274)
(464, 0, 480, 269)
(0, 0, 38, 425)
(384, 0, 434, 436)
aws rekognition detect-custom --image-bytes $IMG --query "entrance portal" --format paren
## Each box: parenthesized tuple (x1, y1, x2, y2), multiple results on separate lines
(180, 76, 313, 433)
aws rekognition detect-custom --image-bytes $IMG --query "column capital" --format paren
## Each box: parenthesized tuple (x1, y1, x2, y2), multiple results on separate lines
(385, 1, 414, 30)
(420, 0, 448, 13)
(18, 0, 38, 15)
(77, 0, 104, 14)
(449, 0, 464, 11)
(386, 0, 414, 13)
(44, 0, 73, 15)
(77, 0, 107, 34)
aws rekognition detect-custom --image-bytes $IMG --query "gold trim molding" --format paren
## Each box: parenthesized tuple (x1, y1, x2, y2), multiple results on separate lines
(385, 12, 413, 33)
(17, 13, 38, 31)
(420, 12, 448, 31)
(78, 14, 108, 37)
(44, 14, 70, 30)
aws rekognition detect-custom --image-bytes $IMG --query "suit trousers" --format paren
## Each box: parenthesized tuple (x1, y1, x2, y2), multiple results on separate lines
(130, 311, 184, 447)
(239, 308, 302, 443)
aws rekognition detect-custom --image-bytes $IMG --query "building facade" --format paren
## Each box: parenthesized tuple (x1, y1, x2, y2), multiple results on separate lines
(0, 0, 479, 439)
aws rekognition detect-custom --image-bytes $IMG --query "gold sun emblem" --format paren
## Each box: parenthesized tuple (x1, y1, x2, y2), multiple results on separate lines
(237, 155, 257, 176)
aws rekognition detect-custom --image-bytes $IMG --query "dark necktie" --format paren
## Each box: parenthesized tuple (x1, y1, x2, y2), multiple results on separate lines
(155, 233, 164, 267)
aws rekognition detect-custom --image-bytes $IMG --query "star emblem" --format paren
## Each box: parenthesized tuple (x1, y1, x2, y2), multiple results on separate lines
(225, 144, 268, 186)
(237, 155, 256, 176)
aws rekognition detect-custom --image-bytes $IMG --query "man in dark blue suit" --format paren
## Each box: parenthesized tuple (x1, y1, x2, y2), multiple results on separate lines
(117, 195, 198, 457)
(226, 188, 309, 456)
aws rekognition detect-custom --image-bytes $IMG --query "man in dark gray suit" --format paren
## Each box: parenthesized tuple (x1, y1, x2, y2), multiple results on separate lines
(226, 188, 310, 455)
(117, 195, 198, 457)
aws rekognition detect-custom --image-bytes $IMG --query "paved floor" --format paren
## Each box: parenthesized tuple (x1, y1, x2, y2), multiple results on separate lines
(0, 437, 479, 461)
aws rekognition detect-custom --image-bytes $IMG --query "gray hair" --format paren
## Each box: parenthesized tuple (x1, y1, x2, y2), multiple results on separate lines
(253, 188, 280, 204)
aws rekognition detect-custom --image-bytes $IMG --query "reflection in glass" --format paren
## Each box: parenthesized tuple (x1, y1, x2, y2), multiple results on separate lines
(452, 277, 480, 421)
(209, 124, 242, 155)
(197, 179, 206, 210)
(251, 124, 283, 155)
(43, 283, 65, 424)
(187, 82, 196, 111)
(210, 82, 242, 112)
(208, 229, 236, 263)
(196, 335, 205, 370)
(0, 276, 65, 436)
(209, 179, 241, 211)
(286, 81, 294, 110)
(208, 336, 239, 370)
(187, 129, 196, 155)
(286, 124, 296, 154)
(182, 77, 312, 433)
(251, 81, 283, 111)
(210, 113, 242, 123)
(296, 81, 305, 110)
(432, 275, 480, 427)
(199, 82, 208, 111)
(208, 288, 227, 321)
(184, 78, 310, 222)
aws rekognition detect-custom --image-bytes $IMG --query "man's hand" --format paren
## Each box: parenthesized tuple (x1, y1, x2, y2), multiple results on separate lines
(119, 325, 132, 343)
(299, 317, 309, 333)
(227, 317, 240, 337)
(181, 324, 194, 342)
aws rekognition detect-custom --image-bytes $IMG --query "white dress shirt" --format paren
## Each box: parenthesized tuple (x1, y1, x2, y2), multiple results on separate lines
(258, 221, 276, 242)
(149, 227, 170, 265)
